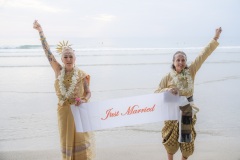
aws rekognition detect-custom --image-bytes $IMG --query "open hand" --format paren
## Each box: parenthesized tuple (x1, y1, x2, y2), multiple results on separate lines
(33, 20, 42, 32)
(214, 27, 222, 40)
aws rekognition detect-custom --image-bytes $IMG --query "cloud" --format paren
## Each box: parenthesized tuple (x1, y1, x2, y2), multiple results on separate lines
(1, 0, 68, 13)
(77, 14, 116, 22)
(92, 14, 116, 22)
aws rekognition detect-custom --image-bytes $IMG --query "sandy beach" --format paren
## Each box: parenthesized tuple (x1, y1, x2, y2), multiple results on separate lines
(1, 128, 240, 160)
(1, 0, 240, 158)
(1, 44, 240, 160)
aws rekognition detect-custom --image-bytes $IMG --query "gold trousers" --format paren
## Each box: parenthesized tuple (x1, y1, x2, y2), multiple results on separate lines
(162, 116, 197, 158)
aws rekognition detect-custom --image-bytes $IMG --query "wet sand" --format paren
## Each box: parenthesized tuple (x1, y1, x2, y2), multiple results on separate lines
(1, 47, 240, 160)
(1, 133, 240, 160)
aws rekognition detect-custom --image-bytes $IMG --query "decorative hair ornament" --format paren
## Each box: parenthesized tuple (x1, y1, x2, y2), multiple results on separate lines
(56, 40, 72, 54)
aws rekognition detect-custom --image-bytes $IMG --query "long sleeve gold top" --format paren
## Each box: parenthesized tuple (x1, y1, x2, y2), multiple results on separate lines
(155, 39, 219, 97)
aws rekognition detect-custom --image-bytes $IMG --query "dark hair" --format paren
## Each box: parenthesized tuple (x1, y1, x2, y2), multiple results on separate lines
(171, 51, 188, 70)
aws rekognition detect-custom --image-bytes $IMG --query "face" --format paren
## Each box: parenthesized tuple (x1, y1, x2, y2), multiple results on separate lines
(173, 53, 187, 73)
(61, 52, 76, 70)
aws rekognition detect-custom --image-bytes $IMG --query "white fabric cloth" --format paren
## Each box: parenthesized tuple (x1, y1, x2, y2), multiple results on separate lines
(71, 92, 189, 132)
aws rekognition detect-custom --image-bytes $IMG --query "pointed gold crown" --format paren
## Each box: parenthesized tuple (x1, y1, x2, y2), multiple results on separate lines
(56, 41, 73, 54)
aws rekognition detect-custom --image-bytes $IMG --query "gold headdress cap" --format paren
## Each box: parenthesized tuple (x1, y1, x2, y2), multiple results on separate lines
(56, 40, 74, 55)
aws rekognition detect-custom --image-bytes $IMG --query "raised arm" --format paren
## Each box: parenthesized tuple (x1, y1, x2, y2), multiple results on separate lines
(33, 20, 61, 75)
(189, 27, 222, 76)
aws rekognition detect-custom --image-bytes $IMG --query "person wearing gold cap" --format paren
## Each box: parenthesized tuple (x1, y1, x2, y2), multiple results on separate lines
(33, 20, 95, 160)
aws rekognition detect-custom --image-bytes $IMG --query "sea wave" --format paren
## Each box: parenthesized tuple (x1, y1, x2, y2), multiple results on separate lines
(0, 50, 239, 58)
(0, 63, 169, 68)
(0, 53, 171, 57)
(1, 75, 240, 95)
(1, 45, 240, 50)
(0, 45, 52, 49)
(0, 88, 153, 94)
(0, 60, 239, 68)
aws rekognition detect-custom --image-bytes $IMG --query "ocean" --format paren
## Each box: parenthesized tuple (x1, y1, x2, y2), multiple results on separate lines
(0, 38, 240, 153)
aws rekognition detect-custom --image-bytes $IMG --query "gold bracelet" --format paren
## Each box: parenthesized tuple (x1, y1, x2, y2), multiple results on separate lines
(40, 38, 46, 41)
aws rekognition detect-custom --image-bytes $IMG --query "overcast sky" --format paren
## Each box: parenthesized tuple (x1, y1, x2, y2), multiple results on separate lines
(0, 0, 239, 45)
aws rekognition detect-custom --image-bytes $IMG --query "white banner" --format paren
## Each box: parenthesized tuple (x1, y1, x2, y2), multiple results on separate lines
(71, 92, 189, 132)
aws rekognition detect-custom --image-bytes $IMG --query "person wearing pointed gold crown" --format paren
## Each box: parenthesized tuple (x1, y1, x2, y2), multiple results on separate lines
(154, 27, 222, 160)
(33, 20, 95, 160)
